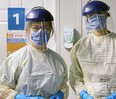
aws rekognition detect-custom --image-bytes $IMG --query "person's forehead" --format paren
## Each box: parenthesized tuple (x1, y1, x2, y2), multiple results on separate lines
(87, 11, 107, 17)
(31, 22, 50, 26)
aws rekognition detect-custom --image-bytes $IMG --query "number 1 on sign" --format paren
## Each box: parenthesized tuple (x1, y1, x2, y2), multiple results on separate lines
(13, 13, 19, 25)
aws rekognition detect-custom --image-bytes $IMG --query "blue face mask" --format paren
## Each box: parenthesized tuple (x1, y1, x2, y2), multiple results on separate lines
(88, 14, 106, 31)
(31, 30, 50, 46)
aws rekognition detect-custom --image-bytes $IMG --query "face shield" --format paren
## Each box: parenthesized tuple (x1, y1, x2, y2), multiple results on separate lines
(25, 6, 54, 50)
(26, 21, 54, 50)
(83, 11, 115, 35)
(82, 1, 115, 36)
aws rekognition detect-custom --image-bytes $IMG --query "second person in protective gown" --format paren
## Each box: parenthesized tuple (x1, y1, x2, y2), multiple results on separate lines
(69, 1, 116, 99)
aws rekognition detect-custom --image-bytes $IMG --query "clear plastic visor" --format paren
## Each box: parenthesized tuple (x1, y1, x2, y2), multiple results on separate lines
(25, 21, 54, 50)
(82, 11, 115, 36)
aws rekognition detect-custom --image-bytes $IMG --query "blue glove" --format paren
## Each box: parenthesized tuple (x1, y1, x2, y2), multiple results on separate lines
(15, 94, 45, 99)
(105, 92, 116, 99)
(50, 91, 64, 99)
(79, 90, 94, 99)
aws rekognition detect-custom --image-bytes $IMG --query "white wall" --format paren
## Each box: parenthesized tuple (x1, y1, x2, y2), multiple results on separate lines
(57, 0, 82, 98)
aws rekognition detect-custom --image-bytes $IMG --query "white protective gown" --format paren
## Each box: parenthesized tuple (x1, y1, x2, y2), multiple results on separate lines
(69, 32, 116, 99)
(0, 44, 69, 99)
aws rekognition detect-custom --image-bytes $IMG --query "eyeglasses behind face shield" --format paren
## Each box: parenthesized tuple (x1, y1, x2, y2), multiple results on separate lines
(30, 25, 50, 32)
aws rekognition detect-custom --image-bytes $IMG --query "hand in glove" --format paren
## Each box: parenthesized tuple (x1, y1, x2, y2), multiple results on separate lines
(79, 90, 94, 99)
(105, 92, 116, 99)
(15, 94, 45, 99)
(50, 91, 64, 99)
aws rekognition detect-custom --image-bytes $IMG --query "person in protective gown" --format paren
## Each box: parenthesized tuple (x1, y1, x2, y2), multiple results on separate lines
(69, 1, 116, 99)
(0, 6, 69, 99)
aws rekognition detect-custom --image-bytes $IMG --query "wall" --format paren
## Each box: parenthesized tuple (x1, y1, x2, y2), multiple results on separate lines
(57, 0, 82, 98)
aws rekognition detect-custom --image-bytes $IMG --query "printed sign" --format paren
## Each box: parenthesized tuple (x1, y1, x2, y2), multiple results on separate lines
(8, 8, 25, 30)
(6, 32, 26, 56)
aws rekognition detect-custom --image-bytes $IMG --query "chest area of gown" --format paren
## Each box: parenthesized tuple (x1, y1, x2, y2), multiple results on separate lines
(78, 39, 116, 62)
(21, 52, 65, 77)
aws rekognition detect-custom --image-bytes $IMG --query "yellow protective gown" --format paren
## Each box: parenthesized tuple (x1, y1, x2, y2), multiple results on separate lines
(69, 32, 116, 99)
(0, 44, 69, 99)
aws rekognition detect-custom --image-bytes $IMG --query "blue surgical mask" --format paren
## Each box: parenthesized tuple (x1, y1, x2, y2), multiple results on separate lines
(31, 30, 50, 46)
(88, 14, 106, 31)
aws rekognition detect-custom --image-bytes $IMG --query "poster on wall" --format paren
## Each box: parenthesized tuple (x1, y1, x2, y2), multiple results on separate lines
(6, 32, 26, 56)
(8, 8, 25, 30)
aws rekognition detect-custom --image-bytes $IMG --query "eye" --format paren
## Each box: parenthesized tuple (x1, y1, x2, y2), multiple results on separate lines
(32, 26, 40, 30)
(43, 25, 50, 31)
(31, 25, 41, 31)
